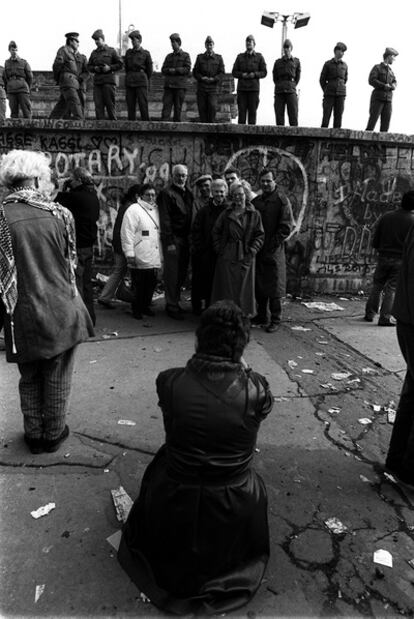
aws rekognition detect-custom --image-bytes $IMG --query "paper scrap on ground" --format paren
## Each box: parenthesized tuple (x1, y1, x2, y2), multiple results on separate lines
(331, 372, 352, 381)
(317, 339, 329, 345)
(302, 369, 314, 374)
(362, 367, 378, 375)
(302, 302, 344, 312)
(31, 503, 56, 519)
(358, 418, 373, 425)
(320, 383, 338, 390)
(384, 472, 397, 484)
(387, 409, 396, 424)
(359, 475, 371, 483)
(139, 592, 151, 603)
(288, 360, 298, 369)
(117, 419, 136, 426)
(111, 486, 133, 523)
(106, 529, 122, 551)
(291, 326, 312, 331)
(407, 559, 414, 570)
(328, 407, 341, 414)
(373, 549, 393, 568)
(325, 517, 348, 534)
(35, 584, 45, 603)
(372, 404, 381, 412)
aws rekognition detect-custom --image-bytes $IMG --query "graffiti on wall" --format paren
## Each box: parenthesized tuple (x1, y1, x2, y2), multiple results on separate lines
(1, 127, 414, 292)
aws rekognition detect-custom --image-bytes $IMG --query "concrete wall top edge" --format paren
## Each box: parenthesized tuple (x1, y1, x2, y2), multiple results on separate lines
(2, 118, 414, 146)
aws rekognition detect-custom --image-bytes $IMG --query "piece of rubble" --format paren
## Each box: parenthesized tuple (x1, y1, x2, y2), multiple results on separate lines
(139, 592, 151, 603)
(358, 418, 373, 425)
(407, 559, 414, 570)
(111, 486, 133, 523)
(328, 407, 341, 414)
(325, 517, 348, 534)
(362, 367, 378, 375)
(387, 409, 396, 424)
(359, 475, 371, 483)
(288, 360, 298, 369)
(106, 529, 122, 551)
(372, 404, 381, 412)
(302, 301, 344, 312)
(373, 549, 393, 568)
(384, 472, 397, 484)
(30, 503, 56, 519)
(291, 326, 311, 332)
(117, 420, 136, 426)
(302, 369, 314, 374)
(331, 372, 352, 381)
(320, 382, 338, 390)
(35, 584, 45, 603)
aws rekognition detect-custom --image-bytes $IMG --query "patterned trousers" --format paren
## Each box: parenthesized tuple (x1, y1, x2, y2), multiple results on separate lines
(17, 346, 77, 441)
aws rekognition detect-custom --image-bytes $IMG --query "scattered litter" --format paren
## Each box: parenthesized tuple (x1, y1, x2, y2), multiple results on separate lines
(372, 404, 381, 412)
(320, 383, 338, 390)
(328, 407, 341, 414)
(384, 472, 397, 484)
(42, 545, 53, 554)
(106, 529, 122, 551)
(139, 592, 151, 603)
(291, 325, 312, 332)
(153, 347, 162, 353)
(346, 378, 361, 384)
(338, 589, 343, 598)
(104, 469, 110, 473)
(362, 367, 378, 375)
(358, 418, 373, 425)
(339, 297, 349, 301)
(302, 369, 314, 374)
(35, 584, 45, 603)
(109, 331, 118, 337)
(317, 339, 329, 345)
(359, 475, 371, 483)
(102, 335, 111, 339)
(89, 360, 97, 364)
(302, 301, 344, 312)
(64, 453, 70, 458)
(315, 352, 325, 356)
(387, 409, 396, 424)
(288, 360, 298, 369)
(31, 503, 56, 519)
(111, 486, 133, 523)
(325, 517, 348, 534)
(331, 372, 352, 381)
(373, 549, 393, 568)
(407, 559, 414, 570)
(274, 396, 289, 402)
(255, 447, 260, 453)
(117, 419, 136, 426)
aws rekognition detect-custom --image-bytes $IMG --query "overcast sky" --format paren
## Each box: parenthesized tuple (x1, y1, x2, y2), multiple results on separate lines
(1, 0, 412, 133)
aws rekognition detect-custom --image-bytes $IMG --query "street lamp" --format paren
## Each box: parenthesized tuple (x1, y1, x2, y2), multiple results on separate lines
(261, 11, 311, 54)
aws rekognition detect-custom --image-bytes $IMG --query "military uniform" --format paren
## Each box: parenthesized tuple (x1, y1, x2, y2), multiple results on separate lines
(366, 47, 398, 132)
(193, 40, 225, 123)
(320, 43, 348, 128)
(272, 53, 301, 126)
(0, 66, 6, 121)
(4, 51, 32, 118)
(87, 30, 123, 120)
(51, 36, 89, 120)
(124, 32, 153, 121)
(161, 35, 191, 122)
(232, 46, 267, 125)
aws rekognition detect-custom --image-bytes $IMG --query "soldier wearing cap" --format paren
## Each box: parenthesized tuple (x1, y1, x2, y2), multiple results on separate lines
(193, 36, 225, 123)
(272, 38, 301, 126)
(4, 41, 32, 118)
(50, 32, 89, 120)
(366, 47, 398, 132)
(319, 42, 348, 129)
(87, 29, 123, 120)
(124, 30, 153, 121)
(161, 33, 191, 122)
(0, 62, 6, 122)
(232, 35, 267, 125)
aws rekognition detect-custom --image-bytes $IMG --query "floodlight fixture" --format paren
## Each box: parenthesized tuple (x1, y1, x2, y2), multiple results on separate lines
(261, 10, 311, 54)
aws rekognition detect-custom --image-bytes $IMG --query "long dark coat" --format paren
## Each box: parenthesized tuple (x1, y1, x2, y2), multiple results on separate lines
(211, 204, 264, 315)
(118, 354, 273, 615)
(252, 190, 293, 299)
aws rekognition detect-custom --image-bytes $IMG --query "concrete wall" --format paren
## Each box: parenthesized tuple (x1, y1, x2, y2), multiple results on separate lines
(1, 119, 414, 295)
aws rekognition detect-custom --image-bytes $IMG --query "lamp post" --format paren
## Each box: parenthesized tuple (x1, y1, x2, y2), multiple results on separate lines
(118, 0, 122, 56)
(261, 11, 311, 55)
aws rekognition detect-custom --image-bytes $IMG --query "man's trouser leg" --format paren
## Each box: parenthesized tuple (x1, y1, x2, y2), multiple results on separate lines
(380, 101, 392, 132)
(136, 87, 149, 120)
(255, 261, 269, 321)
(19, 92, 32, 118)
(274, 94, 286, 125)
(366, 96, 383, 130)
(332, 96, 345, 128)
(269, 297, 282, 323)
(102, 84, 117, 120)
(0, 96, 6, 122)
(207, 93, 218, 122)
(8, 93, 19, 118)
(18, 361, 44, 439)
(50, 94, 67, 119)
(247, 91, 259, 125)
(76, 247, 95, 325)
(62, 87, 83, 120)
(99, 252, 127, 302)
(42, 347, 77, 440)
(126, 86, 137, 120)
(161, 88, 174, 120)
(386, 322, 414, 480)
(197, 91, 208, 122)
(172, 89, 185, 122)
(321, 95, 334, 127)
(286, 93, 298, 126)
(237, 92, 248, 124)
(379, 257, 401, 322)
(93, 85, 105, 119)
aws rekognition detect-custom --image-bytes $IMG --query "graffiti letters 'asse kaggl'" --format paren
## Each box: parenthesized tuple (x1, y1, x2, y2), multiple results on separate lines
(1, 119, 414, 295)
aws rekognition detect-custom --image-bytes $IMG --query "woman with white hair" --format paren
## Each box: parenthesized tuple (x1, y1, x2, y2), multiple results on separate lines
(0, 150, 93, 455)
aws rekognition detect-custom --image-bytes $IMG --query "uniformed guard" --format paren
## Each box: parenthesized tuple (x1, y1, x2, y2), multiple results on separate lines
(193, 36, 225, 123)
(4, 41, 32, 118)
(50, 32, 89, 120)
(124, 29, 153, 121)
(319, 42, 348, 128)
(366, 47, 398, 133)
(87, 29, 123, 120)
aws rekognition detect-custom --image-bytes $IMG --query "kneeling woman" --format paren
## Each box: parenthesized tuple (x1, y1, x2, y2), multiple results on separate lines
(118, 300, 273, 615)
(120, 183, 161, 319)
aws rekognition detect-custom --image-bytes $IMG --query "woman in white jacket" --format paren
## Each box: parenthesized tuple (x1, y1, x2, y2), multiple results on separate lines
(121, 183, 162, 319)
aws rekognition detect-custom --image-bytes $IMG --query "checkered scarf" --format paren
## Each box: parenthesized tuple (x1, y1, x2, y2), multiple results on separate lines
(0, 189, 78, 350)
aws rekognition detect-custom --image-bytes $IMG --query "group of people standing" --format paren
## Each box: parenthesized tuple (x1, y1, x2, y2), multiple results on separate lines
(0, 30, 399, 132)
(98, 164, 294, 333)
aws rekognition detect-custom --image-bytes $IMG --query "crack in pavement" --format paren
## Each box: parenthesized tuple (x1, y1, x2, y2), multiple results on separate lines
(74, 431, 157, 456)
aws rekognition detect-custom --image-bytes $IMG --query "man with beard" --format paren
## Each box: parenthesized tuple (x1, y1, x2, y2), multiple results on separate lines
(252, 168, 293, 332)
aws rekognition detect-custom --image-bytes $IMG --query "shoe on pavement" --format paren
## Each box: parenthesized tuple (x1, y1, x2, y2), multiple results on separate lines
(24, 435, 43, 454)
(43, 425, 69, 453)
(98, 299, 116, 309)
(265, 321, 280, 333)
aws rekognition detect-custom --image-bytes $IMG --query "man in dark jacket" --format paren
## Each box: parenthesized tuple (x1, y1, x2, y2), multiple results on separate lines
(319, 42, 348, 128)
(366, 47, 398, 132)
(272, 39, 301, 126)
(364, 191, 414, 326)
(157, 164, 194, 319)
(232, 35, 267, 125)
(252, 168, 293, 332)
(385, 214, 414, 488)
(161, 33, 191, 122)
(124, 29, 153, 121)
(191, 178, 227, 314)
(0, 150, 93, 455)
(4, 41, 32, 118)
(56, 168, 100, 325)
(87, 29, 123, 120)
(193, 36, 225, 123)
(50, 32, 89, 120)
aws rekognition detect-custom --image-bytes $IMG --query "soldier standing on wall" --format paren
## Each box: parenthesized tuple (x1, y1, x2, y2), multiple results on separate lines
(0, 63, 6, 122)
(4, 41, 32, 119)
(161, 33, 191, 122)
(193, 36, 225, 123)
(319, 42, 348, 129)
(272, 39, 301, 126)
(366, 47, 398, 132)
(87, 29, 123, 120)
(232, 35, 267, 125)
(124, 30, 153, 121)
(50, 33, 89, 120)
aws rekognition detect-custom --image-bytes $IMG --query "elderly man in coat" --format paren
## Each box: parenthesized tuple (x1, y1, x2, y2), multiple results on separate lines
(251, 168, 293, 332)
(0, 150, 93, 455)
